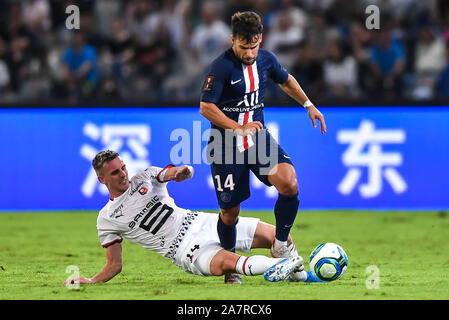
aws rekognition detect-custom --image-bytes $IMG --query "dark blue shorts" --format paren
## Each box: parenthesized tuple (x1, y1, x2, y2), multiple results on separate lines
(208, 129, 293, 209)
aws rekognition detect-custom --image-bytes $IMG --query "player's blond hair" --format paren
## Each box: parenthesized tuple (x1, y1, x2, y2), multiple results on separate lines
(92, 150, 119, 175)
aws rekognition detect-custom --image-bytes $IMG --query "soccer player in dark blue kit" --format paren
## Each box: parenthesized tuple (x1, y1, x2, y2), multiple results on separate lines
(200, 11, 326, 283)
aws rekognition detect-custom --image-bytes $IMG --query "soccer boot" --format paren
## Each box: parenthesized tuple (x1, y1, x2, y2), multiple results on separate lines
(264, 256, 304, 282)
(286, 270, 325, 283)
(224, 273, 242, 284)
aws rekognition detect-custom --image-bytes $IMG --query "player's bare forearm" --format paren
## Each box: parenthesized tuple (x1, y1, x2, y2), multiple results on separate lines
(200, 101, 240, 130)
(279, 74, 327, 134)
(65, 263, 121, 284)
(89, 262, 122, 283)
(164, 165, 194, 182)
(200, 101, 263, 135)
(89, 242, 123, 283)
(278, 74, 310, 106)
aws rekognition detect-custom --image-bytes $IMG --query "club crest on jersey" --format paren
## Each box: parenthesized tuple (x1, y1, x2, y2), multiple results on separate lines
(139, 186, 148, 195)
(220, 192, 231, 203)
(202, 75, 214, 92)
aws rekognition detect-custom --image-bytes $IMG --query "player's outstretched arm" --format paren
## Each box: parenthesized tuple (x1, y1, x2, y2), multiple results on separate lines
(63, 242, 123, 285)
(278, 74, 327, 134)
(164, 165, 194, 182)
(200, 101, 263, 136)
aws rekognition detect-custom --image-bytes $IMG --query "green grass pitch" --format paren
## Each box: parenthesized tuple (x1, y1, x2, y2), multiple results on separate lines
(0, 210, 448, 300)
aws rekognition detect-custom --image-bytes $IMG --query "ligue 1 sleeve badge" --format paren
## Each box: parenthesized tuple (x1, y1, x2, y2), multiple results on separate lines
(202, 75, 214, 92)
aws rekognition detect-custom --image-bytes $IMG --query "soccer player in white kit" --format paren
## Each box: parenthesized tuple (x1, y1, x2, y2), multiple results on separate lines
(64, 150, 322, 285)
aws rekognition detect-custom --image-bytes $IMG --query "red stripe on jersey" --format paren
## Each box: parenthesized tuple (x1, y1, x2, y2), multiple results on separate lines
(247, 65, 255, 92)
(243, 112, 250, 150)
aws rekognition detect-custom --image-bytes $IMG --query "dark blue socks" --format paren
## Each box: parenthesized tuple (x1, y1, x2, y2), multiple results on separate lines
(274, 193, 300, 241)
(217, 215, 237, 252)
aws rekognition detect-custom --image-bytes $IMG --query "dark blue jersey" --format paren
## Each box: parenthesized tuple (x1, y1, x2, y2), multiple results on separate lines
(200, 48, 288, 151)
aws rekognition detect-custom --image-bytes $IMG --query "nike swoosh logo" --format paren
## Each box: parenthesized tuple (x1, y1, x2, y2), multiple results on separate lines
(231, 79, 242, 85)
(283, 155, 290, 159)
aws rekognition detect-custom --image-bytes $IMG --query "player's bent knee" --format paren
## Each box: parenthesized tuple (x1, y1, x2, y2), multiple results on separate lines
(220, 207, 240, 225)
(209, 250, 239, 276)
(278, 179, 298, 196)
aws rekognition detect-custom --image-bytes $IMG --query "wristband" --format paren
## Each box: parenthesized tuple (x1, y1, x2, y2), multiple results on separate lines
(303, 100, 313, 108)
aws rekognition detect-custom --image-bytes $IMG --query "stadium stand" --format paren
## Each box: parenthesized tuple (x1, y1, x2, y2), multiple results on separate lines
(0, 0, 448, 105)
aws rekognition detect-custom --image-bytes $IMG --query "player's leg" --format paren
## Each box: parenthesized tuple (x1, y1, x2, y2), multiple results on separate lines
(250, 130, 300, 257)
(217, 205, 242, 283)
(217, 205, 240, 252)
(211, 163, 250, 284)
(245, 219, 322, 283)
(268, 162, 300, 256)
(212, 163, 249, 253)
(250, 220, 298, 256)
(208, 249, 303, 282)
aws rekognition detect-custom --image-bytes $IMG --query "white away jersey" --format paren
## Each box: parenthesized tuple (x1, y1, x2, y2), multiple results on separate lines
(96, 166, 192, 259)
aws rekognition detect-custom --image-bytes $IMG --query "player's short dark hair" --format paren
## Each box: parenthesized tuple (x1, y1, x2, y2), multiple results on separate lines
(92, 150, 119, 175)
(231, 11, 263, 43)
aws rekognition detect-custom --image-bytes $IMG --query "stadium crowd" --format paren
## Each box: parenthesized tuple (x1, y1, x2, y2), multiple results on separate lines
(1, 0, 449, 105)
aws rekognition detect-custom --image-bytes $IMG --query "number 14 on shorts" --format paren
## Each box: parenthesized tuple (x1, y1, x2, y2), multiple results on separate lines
(214, 174, 235, 191)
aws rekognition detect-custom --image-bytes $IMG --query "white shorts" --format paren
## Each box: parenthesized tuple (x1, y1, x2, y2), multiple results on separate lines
(173, 212, 259, 276)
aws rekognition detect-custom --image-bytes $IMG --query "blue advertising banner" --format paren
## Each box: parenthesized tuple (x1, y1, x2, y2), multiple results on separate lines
(0, 107, 447, 211)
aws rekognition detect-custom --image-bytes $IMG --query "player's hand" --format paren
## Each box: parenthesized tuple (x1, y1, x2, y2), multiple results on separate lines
(307, 105, 326, 134)
(234, 121, 263, 136)
(173, 165, 194, 182)
(63, 276, 92, 285)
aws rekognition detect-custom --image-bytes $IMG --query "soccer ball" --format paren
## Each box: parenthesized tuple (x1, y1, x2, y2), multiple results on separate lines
(309, 243, 348, 281)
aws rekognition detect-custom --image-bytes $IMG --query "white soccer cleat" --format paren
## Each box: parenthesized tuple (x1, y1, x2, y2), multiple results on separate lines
(263, 256, 304, 282)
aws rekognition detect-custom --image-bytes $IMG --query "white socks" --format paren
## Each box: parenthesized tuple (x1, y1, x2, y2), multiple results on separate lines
(235, 240, 307, 281)
(235, 255, 283, 276)
(289, 270, 308, 281)
(273, 238, 287, 250)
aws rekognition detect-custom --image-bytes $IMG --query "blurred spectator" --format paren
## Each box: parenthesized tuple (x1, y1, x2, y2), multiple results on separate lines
(0, 37, 11, 98)
(350, 19, 377, 98)
(323, 41, 359, 99)
(61, 31, 99, 102)
(264, 8, 304, 70)
(96, 17, 135, 101)
(22, 0, 52, 34)
(2, 1, 48, 99)
(190, 1, 231, 73)
(105, 18, 135, 75)
(125, 0, 176, 98)
(304, 11, 340, 61)
(126, 0, 162, 47)
(436, 42, 449, 98)
(290, 42, 324, 102)
(94, 0, 122, 38)
(161, 0, 192, 51)
(366, 28, 406, 100)
(271, 0, 308, 31)
(0, 0, 448, 104)
(0, 59, 10, 94)
(412, 26, 447, 99)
